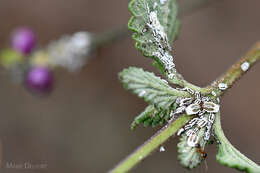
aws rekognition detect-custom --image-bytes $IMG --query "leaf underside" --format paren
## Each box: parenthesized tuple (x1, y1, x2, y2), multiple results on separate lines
(119, 67, 188, 111)
(128, 0, 179, 73)
(214, 112, 260, 173)
(178, 123, 207, 169)
(127, 0, 260, 172)
(130, 104, 176, 129)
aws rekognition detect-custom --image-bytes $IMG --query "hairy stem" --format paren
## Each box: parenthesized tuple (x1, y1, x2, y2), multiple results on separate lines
(108, 115, 193, 173)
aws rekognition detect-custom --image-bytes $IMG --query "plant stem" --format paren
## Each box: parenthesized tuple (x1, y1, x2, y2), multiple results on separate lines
(208, 42, 260, 96)
(169, 74, 208, 93)
(109, 41, 260, 173)
(108, 115, 193, 173)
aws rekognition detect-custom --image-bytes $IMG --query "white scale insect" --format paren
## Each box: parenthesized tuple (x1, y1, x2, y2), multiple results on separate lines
(145, 4, 175, 78)
(174, 88, 220, 147)
(187, 131, 199, 147)
(218, 83, 228, 90)
(241, 61, 250, 72)
(143, 4, 220, 148)
(146, 5, 171, 50)
(160, 0, 167, 5)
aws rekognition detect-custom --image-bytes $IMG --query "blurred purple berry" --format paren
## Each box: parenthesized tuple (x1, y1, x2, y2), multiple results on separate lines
(11, 27, 36, 54)
(25, 66, 53, 93)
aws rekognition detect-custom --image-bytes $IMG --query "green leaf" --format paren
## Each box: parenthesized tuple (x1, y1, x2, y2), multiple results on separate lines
(214, 112, 260, 173)
(178, 126, 207, 169)
(131, 105, 155, 129)
(128, 0, 179, 74)
(131, 104, 175, 129)
(119, 67, 189, 110)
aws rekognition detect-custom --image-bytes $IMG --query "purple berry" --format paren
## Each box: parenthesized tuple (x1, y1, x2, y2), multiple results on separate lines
(25, 66, 53, 93)
(11, 27, 36, 55)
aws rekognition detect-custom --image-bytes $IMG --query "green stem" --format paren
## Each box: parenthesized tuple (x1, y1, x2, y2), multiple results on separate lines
(206, 42, 260, 172)
(208, 42, 260, 96)
(108, 1, 222, 173)
(108, 115, 193, 173)
(169, 75, 208, 93)
(109, 41, 260, 173)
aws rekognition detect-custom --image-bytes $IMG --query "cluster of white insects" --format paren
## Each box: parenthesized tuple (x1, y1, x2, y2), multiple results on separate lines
(141, 1, 247, 156)
(145, 3, 176, 79)
(170, 87, 221, 149)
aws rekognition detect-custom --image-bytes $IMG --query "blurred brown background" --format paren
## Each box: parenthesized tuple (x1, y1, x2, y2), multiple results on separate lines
(0, 0, 259, 172)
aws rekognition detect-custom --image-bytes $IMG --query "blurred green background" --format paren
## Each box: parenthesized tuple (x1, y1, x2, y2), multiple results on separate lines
(0, 0, 259, 172)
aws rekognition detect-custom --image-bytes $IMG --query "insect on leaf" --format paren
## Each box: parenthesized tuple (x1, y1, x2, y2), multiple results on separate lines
(128, 0, 180, 76)
(178, 127, 207, 169)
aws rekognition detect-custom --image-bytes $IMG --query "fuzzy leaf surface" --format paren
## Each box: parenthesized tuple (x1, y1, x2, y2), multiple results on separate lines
(178, 127, 207, 169)
(128, 0, 179, 72)
(131, 104, 176, 129)
(119, 67, 188, 110)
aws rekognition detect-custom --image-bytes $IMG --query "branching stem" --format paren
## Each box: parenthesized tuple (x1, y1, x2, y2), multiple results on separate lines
(108, 41, 260, 173)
